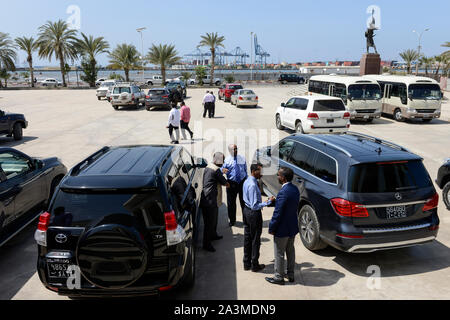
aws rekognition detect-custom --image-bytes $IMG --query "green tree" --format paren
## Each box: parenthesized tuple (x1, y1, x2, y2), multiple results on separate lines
(37, 20, 78, 87)
(0, 69, 11, 87)
(399, 49, 420, 74)
(181, 72, 192, 86)
(418, 56, 434, 76)
(0, 32, 16, 71)
(75, 33, 109, 87)
(146, 44, 181, 85)
(224, 74, 235, 83)
(198, 32, 225, 85)
(15, 36, 38, 87)
(195, 66, 207, 86)
(109, 72, 124, 81)
(108, 44, 140, 82)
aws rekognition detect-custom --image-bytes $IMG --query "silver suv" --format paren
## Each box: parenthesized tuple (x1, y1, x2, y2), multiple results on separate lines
(96, 80, 116, 101)
(110, 83, 145, 110)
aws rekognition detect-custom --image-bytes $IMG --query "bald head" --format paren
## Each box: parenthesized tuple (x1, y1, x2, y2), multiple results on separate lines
(228, 144, 238, 157)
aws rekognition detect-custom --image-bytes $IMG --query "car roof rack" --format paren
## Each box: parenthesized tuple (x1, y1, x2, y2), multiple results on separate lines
(306, 135, 353, 158)
(71, 147, 111, 176)
(344, 132, 411, 153)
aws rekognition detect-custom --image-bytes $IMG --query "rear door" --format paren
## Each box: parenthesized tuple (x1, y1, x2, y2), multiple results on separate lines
(263, 139, 295, 194)
(312, 99, 347, 128)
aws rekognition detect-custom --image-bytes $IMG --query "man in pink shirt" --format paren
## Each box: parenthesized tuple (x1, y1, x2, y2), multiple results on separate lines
(180, 101, 194, 140)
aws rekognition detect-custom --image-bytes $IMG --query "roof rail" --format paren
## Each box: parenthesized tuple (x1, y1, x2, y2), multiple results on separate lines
(306, 135, 353, 158)
(344, 132, 411, 153)
(71, 147, 111, 176)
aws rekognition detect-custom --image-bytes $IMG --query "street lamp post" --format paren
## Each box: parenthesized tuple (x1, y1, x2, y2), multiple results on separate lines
(137, 27, 147, 84)
(413, 28, 430, 76)
(250, 32, 253, 81)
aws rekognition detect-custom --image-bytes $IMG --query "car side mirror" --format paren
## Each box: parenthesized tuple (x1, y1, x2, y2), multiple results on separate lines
(266, 147, 272, 157)
(195, 157, 208, 169)
(34, 159, 44, 170)
(281, 103, 286, 107)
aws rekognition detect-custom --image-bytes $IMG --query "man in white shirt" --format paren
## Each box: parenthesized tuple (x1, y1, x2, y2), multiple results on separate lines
(167, 103, 181, 144)
(203, 91, 215, 118)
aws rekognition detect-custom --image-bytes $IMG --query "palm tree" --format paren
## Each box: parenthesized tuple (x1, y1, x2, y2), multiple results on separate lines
(15, 37, 38, 87)
(181, 72, 192, 86)
(418, 56, 433, 76)
(433, 55, 444, 76)
(146, 44, 181, 85)
(108, 44, 140, 82)
(75, 33, 109, 87)
(0, 32, 16, 71)
(37, 20, 78, 87)
(399, 49, 420, 74)
(0, 69, 11, 88)
(198, 32, 225, 86)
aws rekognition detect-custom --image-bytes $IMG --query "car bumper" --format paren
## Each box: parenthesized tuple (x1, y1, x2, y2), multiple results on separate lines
(303, 126, 349, 134)
(96, 92, 108, 97)
(145, 101, 170, 107)
(237, 100, 258, 106)
(404, 110, 441, 119)
(350, 111, 382, 120)
(111, 100, 136, 106)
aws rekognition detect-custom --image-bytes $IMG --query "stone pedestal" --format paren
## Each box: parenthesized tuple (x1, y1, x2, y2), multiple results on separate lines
(360, 53, 381, 75)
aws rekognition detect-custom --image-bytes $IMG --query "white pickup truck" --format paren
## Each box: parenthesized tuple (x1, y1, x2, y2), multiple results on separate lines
(145, 75, 170, 86)
(188, 75, 222, 86)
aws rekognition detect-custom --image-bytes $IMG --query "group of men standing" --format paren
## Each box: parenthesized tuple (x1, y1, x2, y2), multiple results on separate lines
(200, 145, 301, 286)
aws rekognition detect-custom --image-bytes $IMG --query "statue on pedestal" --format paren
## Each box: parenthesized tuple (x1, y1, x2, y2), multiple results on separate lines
(365, 9, 378, 54)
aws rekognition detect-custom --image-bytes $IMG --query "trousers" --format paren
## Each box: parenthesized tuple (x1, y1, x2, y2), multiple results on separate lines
(243, 207, 263, 268)
(273, 236, 296, 280)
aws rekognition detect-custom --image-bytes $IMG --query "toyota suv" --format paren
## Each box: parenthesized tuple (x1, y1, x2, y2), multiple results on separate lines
(35, 145, 207, 297)
(110, 83, 145, 110)
(254, 132, 439, 253)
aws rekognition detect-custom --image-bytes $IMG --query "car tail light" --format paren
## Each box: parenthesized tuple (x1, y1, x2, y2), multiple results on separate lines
(343, 112, 351, 119)
(145, 95, 150, 99)
(423, 193, 439, 212)
(347, 124, 351, 128)
(307, 113, 319, 120)
(131, 94, 135, 101)
(336, 233, 364, 239)
(34, 212, 51, 246)
(255, 96, 259, 100)
(164, 210, 186, 246)
(239, 96, 243, 100)
(162, 95, 169, 99)
(158, 285, 173, 292)
(429, 225, 439, 231)
(331, 198, 369, 218)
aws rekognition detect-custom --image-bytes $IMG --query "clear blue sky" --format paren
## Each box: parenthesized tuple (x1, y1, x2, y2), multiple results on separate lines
(2, 0, 449, 67)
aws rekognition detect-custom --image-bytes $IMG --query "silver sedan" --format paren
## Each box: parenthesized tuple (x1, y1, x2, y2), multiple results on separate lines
(230, 89, 259, 108)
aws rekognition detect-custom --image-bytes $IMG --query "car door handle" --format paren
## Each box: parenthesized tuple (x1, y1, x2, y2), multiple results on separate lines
(296, 177, 304, 183)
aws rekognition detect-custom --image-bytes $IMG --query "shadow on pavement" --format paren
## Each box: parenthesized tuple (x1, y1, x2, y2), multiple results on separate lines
(0, 136, 38, 147)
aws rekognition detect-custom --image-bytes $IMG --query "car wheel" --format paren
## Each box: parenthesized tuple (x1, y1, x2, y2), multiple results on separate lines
(443, 181, 450, 210)
(13, 123, 23, 141)
(295, 121, 304, 134)
(276, 114, 285, 130)
(298, 205, 328, 251)
(148, 81, 153, 86)
(97, 97, 101, 101)
(113, 106, 119, 110)
(394, 108, 404, 122)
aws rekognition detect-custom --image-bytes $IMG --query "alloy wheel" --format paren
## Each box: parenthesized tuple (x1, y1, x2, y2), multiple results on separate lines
(300, 211, 314, 244)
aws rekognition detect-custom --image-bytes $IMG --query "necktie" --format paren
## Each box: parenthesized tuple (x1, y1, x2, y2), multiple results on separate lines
(235, 157, 240, 182)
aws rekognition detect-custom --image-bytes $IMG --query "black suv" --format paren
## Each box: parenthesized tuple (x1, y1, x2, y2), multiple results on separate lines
(278, 74, 305, 84)
(254, 132, 439, 253)
(36, 145, 207, 297)
(0, 109, 28, 141)
(437, 159, 450, 210)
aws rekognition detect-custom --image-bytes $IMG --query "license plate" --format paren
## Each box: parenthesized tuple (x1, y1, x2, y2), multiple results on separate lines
(247, 98, 252, 101)
(386, 206, 407, 220)
(327, 119, 334, 123)
(364, 115, 369, 119)
(47, 258, 71, 279)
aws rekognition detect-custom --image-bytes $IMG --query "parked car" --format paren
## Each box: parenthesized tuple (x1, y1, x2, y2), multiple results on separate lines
(96, 81, 116, 101)
(146, 75, 167, 86)
(0, 109, 28, 141)
(189, 75, 222, 86)
(230, 89, 259, 108)
(437, 158, 450, 210)
(0, 148, 67, 247)
(254, 132, 440, 253)
(95, 78, 107, 87)
(145, 88, 171, 111)
(166, 81, 187, 99)
(276, 96, 350, 134)
(41, 78, 62, 87)
(110, 84, 145, 110)
(35, 145, 208, 297)
(278, 74, 305, 84)
(218, 83, 244, 102)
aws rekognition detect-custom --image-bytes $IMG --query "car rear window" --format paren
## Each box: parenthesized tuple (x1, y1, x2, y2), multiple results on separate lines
(240, 90, 254, 95)
(50, 190, 166, 228)
(229, 85, 243, 90)
(113, 87, 131, 94)
(149, 90, 166, 95)
(313, 100, 346, 111)
(348, 160, 432, 193)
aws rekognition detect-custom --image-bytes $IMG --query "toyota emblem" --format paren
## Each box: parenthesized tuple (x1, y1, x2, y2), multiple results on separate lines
(55, 234, 68, 244)
(395, 193, 403, 201)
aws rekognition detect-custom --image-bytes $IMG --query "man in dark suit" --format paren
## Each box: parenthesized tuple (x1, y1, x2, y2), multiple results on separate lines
(266, 167, 300, 285)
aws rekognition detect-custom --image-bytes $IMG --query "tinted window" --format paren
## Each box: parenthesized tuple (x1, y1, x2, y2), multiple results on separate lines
(285, 98, 296, 108)
(289, 143, 317, 175)
(314, 153, 337, 184)
(0, 152, 32, 179)
(294, 98, 308, 110)
(149, 90, 167, 95)
(331, 83, 347, 99)
(390, 83, 407, 98)
(180, 150, 195, 177)
(273, 140, 295, 161)
(113, 87, 131, 94)
(348, 84, 381, 100)
(348, 160, 433, 193)
(229, 85, 243, 90)
(408, 84, 441, 100)
(313, 100, 346, 111)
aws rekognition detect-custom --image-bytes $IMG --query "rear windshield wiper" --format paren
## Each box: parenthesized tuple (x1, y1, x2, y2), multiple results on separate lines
(395, 186, 417, 191)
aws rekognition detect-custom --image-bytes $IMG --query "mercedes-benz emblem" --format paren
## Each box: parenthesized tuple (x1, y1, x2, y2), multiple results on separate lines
(55, 234, 68, 244)
(395, 193, 403, 201)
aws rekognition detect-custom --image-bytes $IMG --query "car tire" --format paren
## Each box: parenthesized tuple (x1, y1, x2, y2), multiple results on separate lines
(443, 181, 450, 210)
(295, 121, 304, 134)
(97, 97, 101, 101)
(394, 108, 404, 122)
(366, 118, 374, 123)
(276, 114, 284, 130)
(13, 123, 23, 141)
(298, 204, 328, 251)
(113, 106, 119, 110)
(147, 81, 153, 86)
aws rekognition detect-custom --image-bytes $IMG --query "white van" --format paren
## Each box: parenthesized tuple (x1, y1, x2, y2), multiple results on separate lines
(364, 75, 443, 122)
(308, 75, 382, 122)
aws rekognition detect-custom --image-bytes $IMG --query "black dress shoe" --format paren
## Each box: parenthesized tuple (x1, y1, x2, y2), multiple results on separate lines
(244, 265, 252, 271)
(212, 235, 223, 241)
(251, 264, 265, 272)
(203, 245, 216, 252)
(266, 277, 285, 286)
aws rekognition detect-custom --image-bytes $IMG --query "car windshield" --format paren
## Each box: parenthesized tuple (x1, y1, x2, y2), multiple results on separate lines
(149, 90, 166, 95)
(313, 100, 346, 111)
(348, 84, 381, 100)
(348, 160, 432, 193)
(229, 85, 243, 90)
(113, 87, 131, 94)
(101, 82, 115, 88)
(408, 84, 441, 100)
(240, 90, 255, 95)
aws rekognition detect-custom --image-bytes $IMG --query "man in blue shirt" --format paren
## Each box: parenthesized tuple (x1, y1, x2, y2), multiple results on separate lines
(242, 163, 275, 272)
(222, 144, 248, 227)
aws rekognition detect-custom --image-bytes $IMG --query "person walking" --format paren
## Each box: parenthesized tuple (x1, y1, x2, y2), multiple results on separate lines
(202, 91, 214, 118)
(242, 163, 275, 272)
(200, 152, 230, 252)
(211, 91, 216, 118)
(266, 167, 300, 285)
(222, 144, 248, 227)
(180, 101, 194, 140)
(167, 103, 180, 144)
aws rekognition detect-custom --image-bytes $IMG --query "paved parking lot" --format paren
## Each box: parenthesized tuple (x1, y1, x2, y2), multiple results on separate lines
(0, 85, 449, 300)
